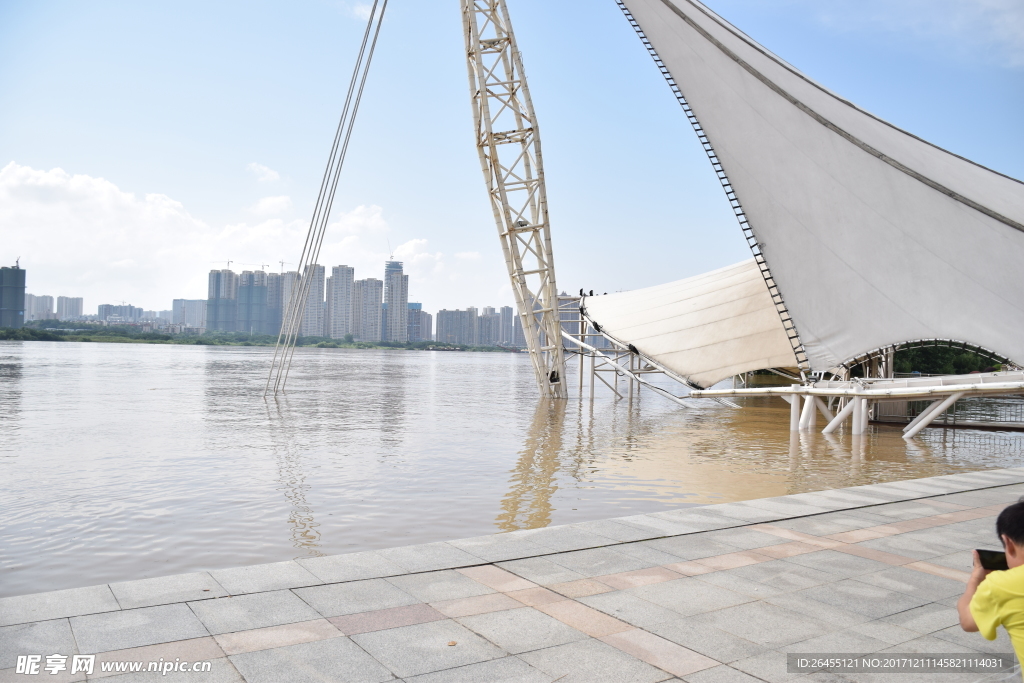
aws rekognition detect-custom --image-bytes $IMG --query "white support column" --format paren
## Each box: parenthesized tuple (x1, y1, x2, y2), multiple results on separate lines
(790, 391, 802, 431)
(822, 398, 856, 434)
(852, 393, 864, 436)
(799, 391, 816, 431)
(904, 392, 965, 439)
(903, 398, 944, 433)
(814, 397, 832, 422)
(861, 399, 871, 433)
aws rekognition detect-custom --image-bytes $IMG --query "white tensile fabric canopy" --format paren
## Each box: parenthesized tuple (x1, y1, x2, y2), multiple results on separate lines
(619, 0, 1024, 373)
(584, 259, 796, 388)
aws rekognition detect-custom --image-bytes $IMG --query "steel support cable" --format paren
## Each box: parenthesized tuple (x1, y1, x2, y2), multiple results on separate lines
(614, 1, 810, 378)
(265, 0, 389, 396)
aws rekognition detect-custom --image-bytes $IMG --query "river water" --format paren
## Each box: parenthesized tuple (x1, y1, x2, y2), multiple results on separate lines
(2, 341, 1022, 597)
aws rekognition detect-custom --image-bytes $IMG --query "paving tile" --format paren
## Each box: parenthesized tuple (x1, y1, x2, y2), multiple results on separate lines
(547, 579, 615, 599)
(877, 602, 959, 634)
(628, 578, 752, 616)
(458, 606, 587, 654)
(693, 551, 774, 571)
(505, 587, 566, 607)
(851, 566, 966, 601)
(741, 497, 831, 517)
(456, 565, 536, 592)
(680, 664, 766, 682)
(351, 619, 504, 678)
(496, 557, 587, 586)
(700, 601, 830, 649)
(662, 561, 717, 577)
(701, 528, 790, 551)
(578, 591, 683, 629)
(515, 526, 618, 553)
(795, 579, 929, 619)
(830, 544, 914, 566)
(746, 525, 842, 549)
(0, 665, 86, 682)
(600, 629, 719, 678)
(693, 571, 787, 600)
(571, 518, 667, 542)
(208, 561, 322, 595)
(614, 514, 715, 537)
(845, 620, 922, 646)
(212, 619, 341, 655)
(700, 503, 789, 524)
(71, 604, 208, 653)
(431, 593, 524, 619)
(292, 578, 418, 618)
(721, 559, 836, 592)
(84, 656, 243, 683)
(648, 616, 767, 664)
(862, 500, 962, 521)
(931, 623, 1017, 654)
(826, 528, 894, 544)
(90, 636, 225, 679)
(545, 547, 654, 578)
(0, 618, 78, 669)
(387, 570, 495, 603)
(229, 636, 393, 683)
(598, 567, 685, 591)
(642, 536, 746, 561)
(751, 542, 820, 560)
(655, 509, 748, 531)
(729, 650, 804, 683)
(777, 627, 889, 655)
(534, 599, 632, 637)
(854, 535, 964, 561)
(329, 603, 445, 635)
(377, 542, 483, 573)
(402, 655, 552, 683)
(109, 572, 227, 609)
(877, 633, 982, 655)
(447, 535, 551, 564)
(903, 561, 970, 583)
(188, 590, 320, 635)
(613, 542, 693, 566)
(779, 550, 894, 578)
(0, 585, 120, 627)
(296, 550, 407, 583)
(519, 638, 672, 683)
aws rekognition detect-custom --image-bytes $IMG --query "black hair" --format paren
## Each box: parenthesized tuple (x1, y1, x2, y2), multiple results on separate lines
(996, 496, 1024, 546)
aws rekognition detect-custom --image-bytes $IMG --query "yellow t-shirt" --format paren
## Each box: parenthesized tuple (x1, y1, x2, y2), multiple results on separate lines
(970, 566, 1024, 673)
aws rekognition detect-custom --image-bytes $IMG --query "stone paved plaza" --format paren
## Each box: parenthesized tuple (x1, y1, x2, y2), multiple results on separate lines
(3, 468, 1024, 682)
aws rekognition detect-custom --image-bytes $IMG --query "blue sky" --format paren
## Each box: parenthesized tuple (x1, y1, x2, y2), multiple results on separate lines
(1, 0, 1021, 313)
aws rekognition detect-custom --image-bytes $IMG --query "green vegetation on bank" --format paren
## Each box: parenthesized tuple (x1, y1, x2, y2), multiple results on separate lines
(0, 321, 516, 353)
(892, 344, 1004, 375)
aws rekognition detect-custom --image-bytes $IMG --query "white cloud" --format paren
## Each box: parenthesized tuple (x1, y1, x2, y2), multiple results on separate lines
(251, 195, 292, 215)
(245, 162, 280, 182)
(350, 3, 373, 21)
(796, 0, 1024, 66)
(0, 162, 513, 312)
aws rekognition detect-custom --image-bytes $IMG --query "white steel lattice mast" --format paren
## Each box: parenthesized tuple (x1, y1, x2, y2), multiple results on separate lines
(462, 0, 567, 399)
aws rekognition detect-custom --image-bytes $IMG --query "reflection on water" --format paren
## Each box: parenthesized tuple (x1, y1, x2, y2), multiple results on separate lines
(2, 340, 1023, 597)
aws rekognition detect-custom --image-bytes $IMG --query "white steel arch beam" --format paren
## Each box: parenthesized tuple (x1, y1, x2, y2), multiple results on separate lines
(462, 0, 568, 399)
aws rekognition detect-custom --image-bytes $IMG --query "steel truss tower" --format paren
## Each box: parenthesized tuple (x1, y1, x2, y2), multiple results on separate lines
(462, 0, 567, 399)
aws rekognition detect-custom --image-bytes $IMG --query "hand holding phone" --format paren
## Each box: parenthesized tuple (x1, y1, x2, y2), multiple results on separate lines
(977, 548, 1008, 571)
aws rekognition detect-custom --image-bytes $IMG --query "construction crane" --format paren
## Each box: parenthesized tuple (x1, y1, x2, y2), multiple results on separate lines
(462, 0, 567, 399)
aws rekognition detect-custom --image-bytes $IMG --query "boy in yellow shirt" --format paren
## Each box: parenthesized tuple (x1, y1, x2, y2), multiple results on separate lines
(959, 498, 1024, 678)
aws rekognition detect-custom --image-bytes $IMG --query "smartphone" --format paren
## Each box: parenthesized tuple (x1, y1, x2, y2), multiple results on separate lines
(977, 549, 1009, 571)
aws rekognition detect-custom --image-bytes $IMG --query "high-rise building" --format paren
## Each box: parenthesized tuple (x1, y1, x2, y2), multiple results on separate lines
(56, 297, 84, 320)
(478, 307, 501, 346)
(500, 306, 514, 345)
(97, 303, 143, 323)
(25, 294, 54, 321)
(300, 265, 325, 338)
(407, 303, 432, 342)
(172, 299, 207, 328)
(206, 269, 239, 331)
(326, 265, 355, 339)
(351, 278, 383, 341)
(238, 271, 269, 335)
(266, 271, 299, 336)
(436, 308, 479, 345)
(383, 261, 409, 342)
(513, 313, 526, 348)
(0, 264, 26, 328)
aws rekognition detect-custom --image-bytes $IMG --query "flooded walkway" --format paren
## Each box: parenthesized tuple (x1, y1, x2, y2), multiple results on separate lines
(2, 468, 1021, 682)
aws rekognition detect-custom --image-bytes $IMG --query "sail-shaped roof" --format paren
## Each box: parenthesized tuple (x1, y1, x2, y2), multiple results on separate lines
(584, 259, 795, 388)
(620, 0, 1024, 371)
